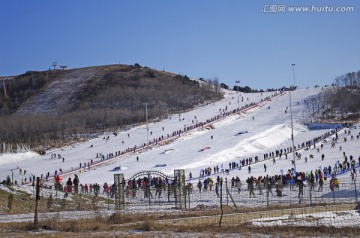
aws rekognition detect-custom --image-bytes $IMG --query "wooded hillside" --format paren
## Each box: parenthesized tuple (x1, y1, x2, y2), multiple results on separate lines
(0, 64, 222, 153)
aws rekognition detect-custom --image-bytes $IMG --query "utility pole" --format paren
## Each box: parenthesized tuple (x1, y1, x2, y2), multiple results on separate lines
(290, 64, 296, 177)
(235, 80, 240, 93)
(235, 80, 240, 112)
(145, 103, 149, 145)
(292, 63, 296, 89)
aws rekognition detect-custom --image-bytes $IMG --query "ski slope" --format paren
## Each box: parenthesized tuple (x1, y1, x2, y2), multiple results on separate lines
(1, 87, 359, 186)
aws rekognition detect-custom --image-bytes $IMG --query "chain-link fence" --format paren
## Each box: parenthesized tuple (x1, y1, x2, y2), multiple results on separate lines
(186, 180, 358, 210)
(2, 176, 359, 228)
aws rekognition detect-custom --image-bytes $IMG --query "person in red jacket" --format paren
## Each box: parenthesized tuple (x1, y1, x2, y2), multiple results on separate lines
(54, 175, 62, 191)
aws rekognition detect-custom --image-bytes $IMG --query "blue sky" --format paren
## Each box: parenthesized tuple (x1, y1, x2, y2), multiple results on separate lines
(0, 0, 359, 90)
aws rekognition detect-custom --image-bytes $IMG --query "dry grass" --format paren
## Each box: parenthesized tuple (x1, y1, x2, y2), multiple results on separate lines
(0, 186, 112, 215)
(1, 186, 360, 237)
(1, 211, 360, 238)
(133, 222, 360, 237)
(0, 187, 36, 214)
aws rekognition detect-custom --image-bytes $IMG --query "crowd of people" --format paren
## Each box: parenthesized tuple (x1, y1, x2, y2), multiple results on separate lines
(25, 124, 357, 202)
(188, 126, 360, 200)
(12, 90, 282, 189)
(10, 91, 360, 207)
(194, 125, 345, 181)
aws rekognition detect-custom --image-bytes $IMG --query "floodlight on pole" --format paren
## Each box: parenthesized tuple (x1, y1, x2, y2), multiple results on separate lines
(235, 81, 240, 92)
(235, 81, 240, 111)
(289, 64, 297, 177)
(292, 64, 296, 88)
(145, 103, 149, 145)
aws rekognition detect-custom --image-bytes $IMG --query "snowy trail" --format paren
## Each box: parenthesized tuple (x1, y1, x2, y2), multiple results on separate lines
(1, 87, 359, 187)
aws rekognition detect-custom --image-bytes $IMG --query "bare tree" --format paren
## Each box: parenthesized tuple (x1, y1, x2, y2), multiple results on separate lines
(2, 78, 7, 98)
(213, 77, 220, 94)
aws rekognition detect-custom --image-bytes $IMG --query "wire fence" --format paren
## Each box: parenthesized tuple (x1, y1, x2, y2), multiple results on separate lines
(1, 177, 359, 228)
(162, 204, 360, 228)
(208, 179, 359, 208)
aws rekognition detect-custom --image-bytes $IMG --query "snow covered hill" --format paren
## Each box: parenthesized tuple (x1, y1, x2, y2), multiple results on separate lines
(1, 86, 359, 187)
(15, 67, 100, 115)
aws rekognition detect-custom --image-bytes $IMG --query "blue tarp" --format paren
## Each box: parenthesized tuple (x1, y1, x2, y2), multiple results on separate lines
(111, 166, 121, 171)
(306, 123, 342, 130)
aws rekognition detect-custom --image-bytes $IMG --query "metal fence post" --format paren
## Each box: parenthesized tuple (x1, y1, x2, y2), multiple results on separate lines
(167, 184, 170, 202)
(219, 178, 223, 227)
(189, 186, 192, 209)
(226, 178, 229, 206)
(148, 172, 151, 206)
(309, 186, 312, 206)
(184, 187, 187, 210)
(107, 192, 110, 210)
(34, 177, 40, 229)
(355, 182, 358, 203)
(114, 174, 124, 210)
(78, 191, 82, 209)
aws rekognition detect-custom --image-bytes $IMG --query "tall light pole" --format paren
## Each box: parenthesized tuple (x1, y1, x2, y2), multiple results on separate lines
(145, 103, 149, 145)
(235, 80, 240, 92)
(235, 81, 240, 111)
(289, 64, 296, 177)
(292, 63, 296, 89)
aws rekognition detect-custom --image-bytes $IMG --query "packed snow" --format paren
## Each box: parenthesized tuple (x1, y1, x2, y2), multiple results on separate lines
(0, 87, 359, 186)
(1, 86, 360, 228)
